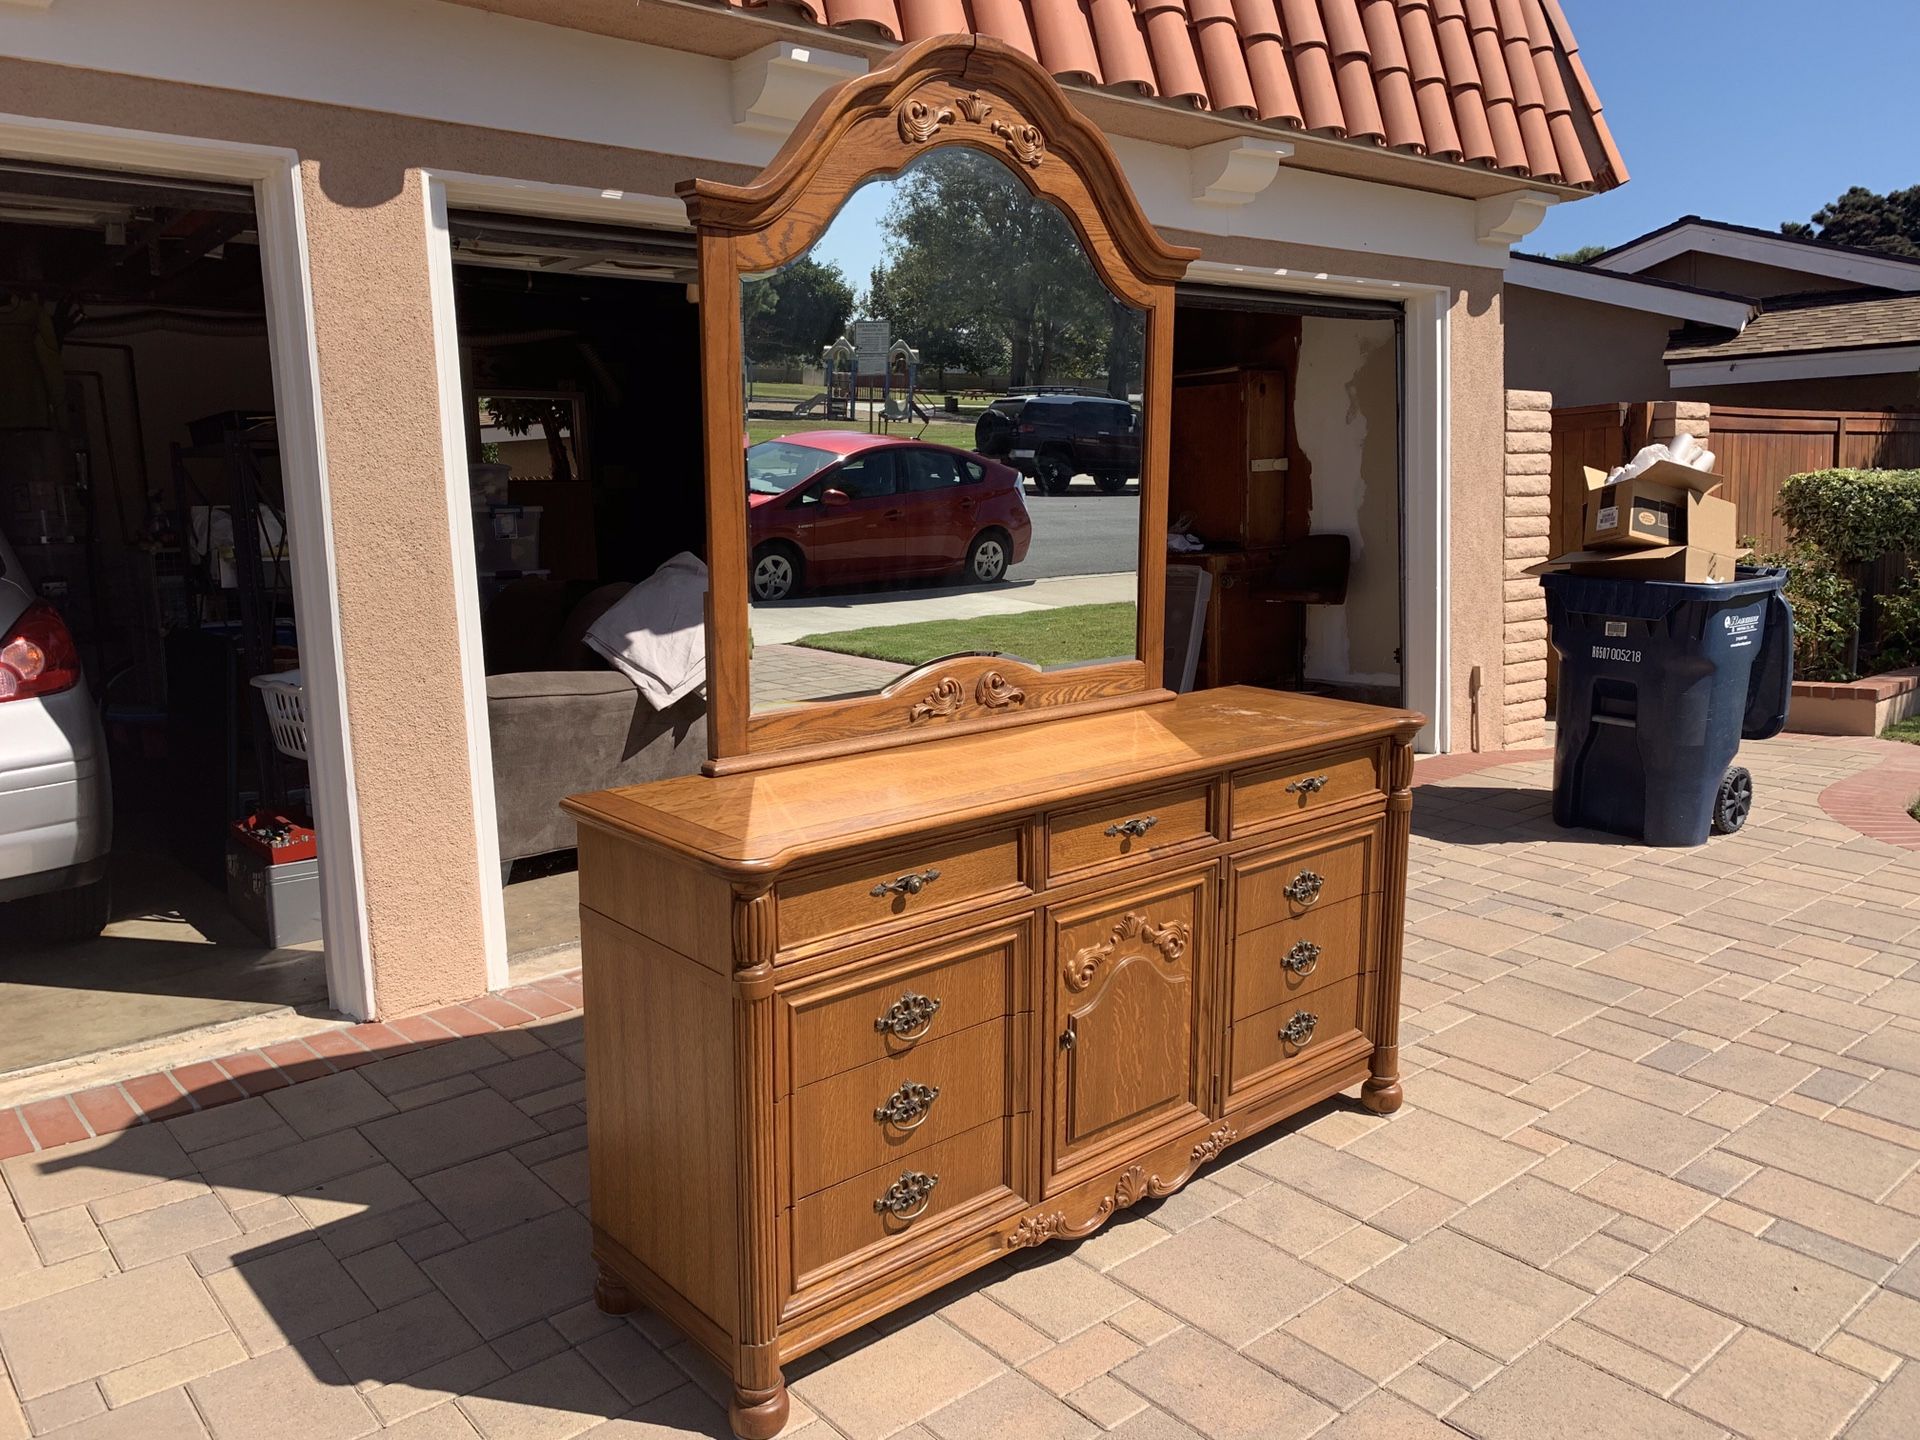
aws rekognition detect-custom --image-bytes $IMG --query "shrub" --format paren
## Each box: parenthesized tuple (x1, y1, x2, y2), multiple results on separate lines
(1748, 541, 1858, 682)
(1776, 468, 1920, 564)
(1878, 577, 1920, 671)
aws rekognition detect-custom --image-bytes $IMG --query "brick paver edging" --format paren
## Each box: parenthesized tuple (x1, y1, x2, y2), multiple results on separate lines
(1819, 742, 1920, 851)
(0, 747, 1568, 1161)
(0, 972, 585, 1161)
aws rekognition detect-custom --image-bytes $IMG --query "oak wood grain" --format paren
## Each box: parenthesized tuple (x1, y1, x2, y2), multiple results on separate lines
(1046, 779, 1213, 885)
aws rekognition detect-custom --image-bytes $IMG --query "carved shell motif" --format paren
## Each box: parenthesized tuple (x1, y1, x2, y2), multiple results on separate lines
(1064, 911, 1192, 991)
(908, 676, 965, 722)
(896, 92, 1046, 168)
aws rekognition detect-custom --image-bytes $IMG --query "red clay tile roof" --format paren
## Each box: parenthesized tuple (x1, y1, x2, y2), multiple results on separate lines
(714, 0, 1625, 188)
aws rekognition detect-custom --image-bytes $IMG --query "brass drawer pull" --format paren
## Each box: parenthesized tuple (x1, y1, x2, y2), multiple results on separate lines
(1282, 940, 1321, 976)
(1286, 774, 1330, 795)
(1281, 1010, 1319, 1047)
(1283, 870, 1325, 905)
(874, 1081, 941, 1130)
(871, 868, 941, 899)
(1102, 815, 1159, 840)
(873, 1170, 939, 1220)
(874, 992, 941, 1039)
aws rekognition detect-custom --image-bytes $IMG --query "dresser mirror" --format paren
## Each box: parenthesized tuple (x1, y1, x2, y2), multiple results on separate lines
(680, 41, 1189, 770)
(741, 148, 1147, 718)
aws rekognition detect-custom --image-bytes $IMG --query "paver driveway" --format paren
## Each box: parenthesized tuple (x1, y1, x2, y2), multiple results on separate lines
(3, 733, 1920, 1439)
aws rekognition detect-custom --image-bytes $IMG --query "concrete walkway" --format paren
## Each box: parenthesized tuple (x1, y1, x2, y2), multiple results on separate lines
(4, 734, 1920, 1439)
(749, 572, 1135, 646)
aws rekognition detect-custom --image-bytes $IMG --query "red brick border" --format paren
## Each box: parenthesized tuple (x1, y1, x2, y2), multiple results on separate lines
(0, 970, 585, 1162)
(1819, 745, 1920, 851)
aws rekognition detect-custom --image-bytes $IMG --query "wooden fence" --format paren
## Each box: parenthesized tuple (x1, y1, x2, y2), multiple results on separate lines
(1710, 407, 1920, 553)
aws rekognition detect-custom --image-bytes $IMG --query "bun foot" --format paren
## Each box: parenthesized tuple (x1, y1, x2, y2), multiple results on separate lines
(593, 1263, 634, 1315)
(1360, 1076, 1403, 1115)
(729, 1380, 789, 1440)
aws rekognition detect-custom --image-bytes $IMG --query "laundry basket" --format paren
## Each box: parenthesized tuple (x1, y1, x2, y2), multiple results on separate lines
(250, 671, 310, 760)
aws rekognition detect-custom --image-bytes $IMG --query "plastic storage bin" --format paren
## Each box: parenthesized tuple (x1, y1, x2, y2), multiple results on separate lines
(1541, 565, 1793, 846)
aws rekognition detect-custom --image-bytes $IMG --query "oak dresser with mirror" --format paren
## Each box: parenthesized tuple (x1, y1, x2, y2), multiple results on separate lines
(563, 36, 1423, 1439)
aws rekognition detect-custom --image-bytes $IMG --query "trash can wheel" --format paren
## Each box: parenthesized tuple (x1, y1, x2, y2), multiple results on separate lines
(1712, 766, 1753, 835)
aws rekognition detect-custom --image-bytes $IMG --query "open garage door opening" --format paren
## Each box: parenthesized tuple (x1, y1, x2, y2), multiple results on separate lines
(0, 160, 327, 1081)
(444, 213, 708, 971)
(1167, 288, 1406, 708)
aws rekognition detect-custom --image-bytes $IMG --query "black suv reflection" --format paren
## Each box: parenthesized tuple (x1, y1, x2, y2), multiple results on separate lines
(974, 392, 1140, 496)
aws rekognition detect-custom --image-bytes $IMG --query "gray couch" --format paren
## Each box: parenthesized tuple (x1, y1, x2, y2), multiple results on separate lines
(483, 578, 706, 866)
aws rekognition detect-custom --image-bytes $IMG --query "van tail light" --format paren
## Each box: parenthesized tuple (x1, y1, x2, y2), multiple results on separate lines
(0, 601, 82, 702)
(1017, 422, 1036, 433)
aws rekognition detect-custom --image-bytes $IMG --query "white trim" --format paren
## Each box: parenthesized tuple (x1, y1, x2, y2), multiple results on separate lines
(1668, 344, 1920, 388)
(1475, 191, 1556, 248)
(0, 110, 375, 1018)
(1506, 255, 1755, 330)
(418, 170, 696, 993)
(1187, 137, 1292, 209)
(731, 41, 866, 136)
(1183, 260, 1449, 754)
(1597, 222, 1920, 293)
(422, 177, 510, 996)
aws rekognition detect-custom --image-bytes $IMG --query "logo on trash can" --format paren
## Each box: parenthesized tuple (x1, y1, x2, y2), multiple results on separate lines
(1724, 613, 1760, 636)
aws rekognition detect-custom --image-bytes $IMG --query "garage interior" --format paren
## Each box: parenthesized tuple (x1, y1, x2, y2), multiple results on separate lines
(1168, 288, 1405, 707)
(446, 214, 706, 968)
(0, 160, 326, 1079)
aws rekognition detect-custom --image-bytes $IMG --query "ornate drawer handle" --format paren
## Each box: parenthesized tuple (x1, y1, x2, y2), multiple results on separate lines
(873, 1170, 939, 1220)
(1282, 940, 1321, 977)
(874, 1081, 941, 1130)
(874, 992, 941, 1039)
(1281, 1010, 1319, 1047)
(871, 868, 941, 899)
(1283, 870, 1325, 905)
(1103, 815, 1159, 839)
(1286, 774, 1330, 795)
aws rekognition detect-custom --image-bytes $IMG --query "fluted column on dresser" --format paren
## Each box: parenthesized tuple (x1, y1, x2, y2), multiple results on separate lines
(1361, 733, 1413, 1114)
(729, 885, 788, 1439)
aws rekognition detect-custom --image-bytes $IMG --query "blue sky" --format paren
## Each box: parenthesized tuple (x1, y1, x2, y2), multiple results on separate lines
(1529, 1, 1920, 256)
(810, 2, 1920, 282)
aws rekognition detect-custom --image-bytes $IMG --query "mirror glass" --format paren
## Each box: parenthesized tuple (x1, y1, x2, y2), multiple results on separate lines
(740, 146, 1144, 713)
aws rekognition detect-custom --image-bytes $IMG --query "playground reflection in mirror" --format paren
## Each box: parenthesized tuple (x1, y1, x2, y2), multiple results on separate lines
(741, 146, 1145, 715)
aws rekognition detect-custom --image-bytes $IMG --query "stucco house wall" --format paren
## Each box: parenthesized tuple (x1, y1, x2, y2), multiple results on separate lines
(0, 5, 1542, 1018)
(1503, 286, 1681, 406)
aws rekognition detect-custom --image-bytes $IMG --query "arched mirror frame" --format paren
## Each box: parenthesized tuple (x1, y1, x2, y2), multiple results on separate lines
(680, 35, 1198, 773)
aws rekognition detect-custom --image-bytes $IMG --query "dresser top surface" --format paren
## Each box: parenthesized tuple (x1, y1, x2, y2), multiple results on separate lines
(563, 686, 1422, 874)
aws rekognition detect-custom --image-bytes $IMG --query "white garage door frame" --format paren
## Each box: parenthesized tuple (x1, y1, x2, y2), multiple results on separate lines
(0, 111, 375, 1018)
(1181, 260, 1451, 754)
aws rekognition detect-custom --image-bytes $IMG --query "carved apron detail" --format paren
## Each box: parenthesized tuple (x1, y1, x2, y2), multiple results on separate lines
(1064, 911, 1191, 991)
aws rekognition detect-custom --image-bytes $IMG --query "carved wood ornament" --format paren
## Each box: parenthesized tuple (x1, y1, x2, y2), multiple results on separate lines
(1064, 911, 1193, 991)
(678, 35, 1197, 773)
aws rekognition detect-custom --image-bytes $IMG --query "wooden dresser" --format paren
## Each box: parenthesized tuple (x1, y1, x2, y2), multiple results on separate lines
(565, 686, 1419, 1436)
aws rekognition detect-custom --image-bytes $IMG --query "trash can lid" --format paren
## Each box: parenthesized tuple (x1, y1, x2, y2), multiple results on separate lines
(1540, 564, 1786, 618)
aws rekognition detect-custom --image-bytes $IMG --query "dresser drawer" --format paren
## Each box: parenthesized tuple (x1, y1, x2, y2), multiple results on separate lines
(777, 827, 1027, 954)
(780, 924, 1022, 1092)
(788, 1018, 1011, 1200)
(1230, 896, 1372, 1022)
(1232, 824, 1379, 934)
(1232, 747, 1383, 835)
(1226, 971, 1370, 1101)
(1047, 783, 1213, 884)
(791, 1119, 1012, 1286)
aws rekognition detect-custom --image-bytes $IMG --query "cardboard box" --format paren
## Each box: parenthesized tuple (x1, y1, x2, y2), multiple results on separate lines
(1528, 542, 1750, 584)
(1583, 459, 1730, 550)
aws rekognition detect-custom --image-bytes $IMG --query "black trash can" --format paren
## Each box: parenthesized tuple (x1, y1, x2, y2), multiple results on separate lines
(1541, 564, 1793, 846)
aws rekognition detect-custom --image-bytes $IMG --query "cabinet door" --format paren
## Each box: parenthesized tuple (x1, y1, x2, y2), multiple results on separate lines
(1046, 868, 1212, 1188)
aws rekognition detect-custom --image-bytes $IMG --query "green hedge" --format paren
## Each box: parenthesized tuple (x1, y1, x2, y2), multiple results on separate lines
(1776, 468, 1920, 563)
(1748, 541, 1859, 682)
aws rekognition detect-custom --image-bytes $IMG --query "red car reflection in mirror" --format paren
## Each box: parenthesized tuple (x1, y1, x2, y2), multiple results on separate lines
(744, 431, 1032, 602)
